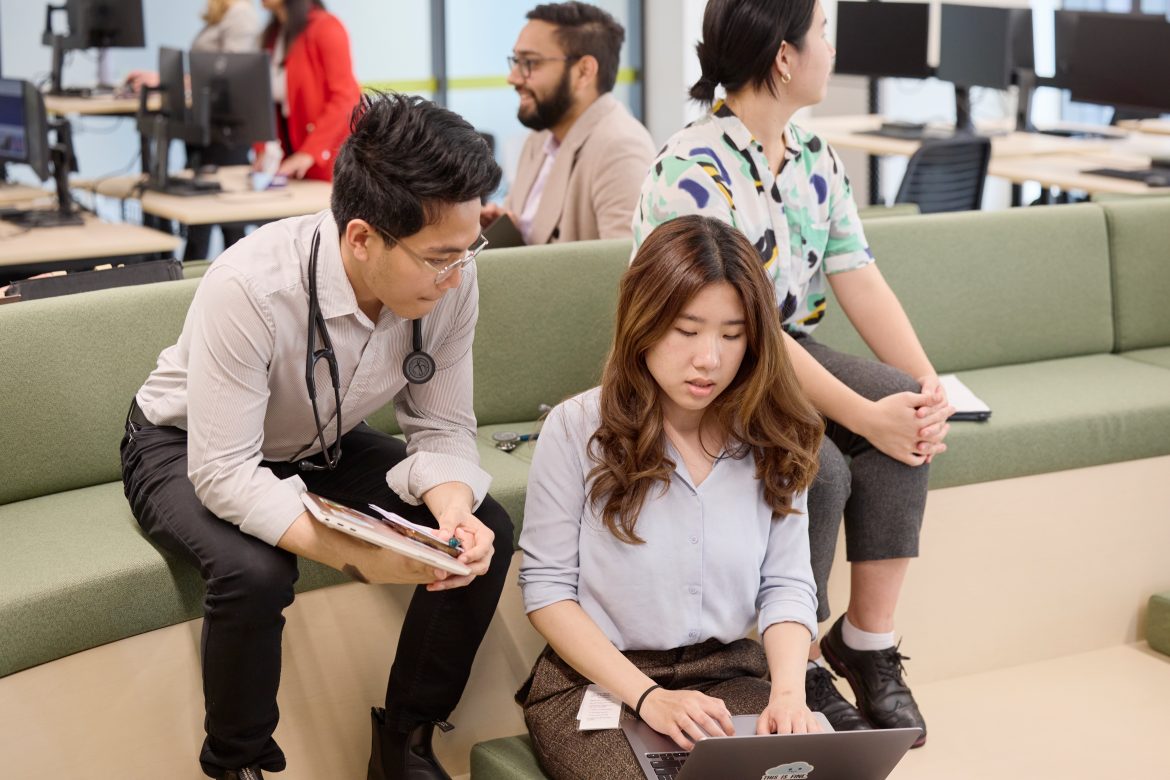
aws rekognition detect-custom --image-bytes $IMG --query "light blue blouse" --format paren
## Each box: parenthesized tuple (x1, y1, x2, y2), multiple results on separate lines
(518, 388, 819, 652)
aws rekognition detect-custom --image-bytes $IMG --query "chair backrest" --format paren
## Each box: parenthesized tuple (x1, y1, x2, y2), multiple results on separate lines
(894, 136, 992, 214)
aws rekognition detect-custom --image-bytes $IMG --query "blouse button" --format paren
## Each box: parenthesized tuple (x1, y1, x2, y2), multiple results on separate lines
(688, 536, 698, 545)
(688, 586, 699, 595)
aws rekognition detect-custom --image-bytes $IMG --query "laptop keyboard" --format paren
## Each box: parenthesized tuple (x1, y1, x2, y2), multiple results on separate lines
(647, 751, 689, 779)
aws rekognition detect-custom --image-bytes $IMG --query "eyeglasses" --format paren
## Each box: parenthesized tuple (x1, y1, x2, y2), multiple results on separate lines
(506, 54, 580, 80)
(387, 233, 490, 282)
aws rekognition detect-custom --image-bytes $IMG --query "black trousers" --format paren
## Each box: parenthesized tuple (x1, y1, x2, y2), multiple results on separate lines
(120, 412, 513, 777)
(182, 142, 251, 262)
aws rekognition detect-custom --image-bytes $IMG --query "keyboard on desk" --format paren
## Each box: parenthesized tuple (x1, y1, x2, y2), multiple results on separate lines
(1082, 167, 1170, 187)
(646, 751, 689, 779)
(859, 124, 955, 141)
(1038, 128, 1125, 140)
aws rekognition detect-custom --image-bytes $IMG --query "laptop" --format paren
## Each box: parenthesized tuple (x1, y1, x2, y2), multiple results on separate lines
(622, 714, 920, 780)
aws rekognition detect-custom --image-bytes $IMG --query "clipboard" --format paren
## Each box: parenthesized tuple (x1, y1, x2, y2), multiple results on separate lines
(301, 493, 471, 576)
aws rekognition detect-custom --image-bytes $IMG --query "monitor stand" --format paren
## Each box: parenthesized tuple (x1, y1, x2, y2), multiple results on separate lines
(1014, 68, 1036, 133)
(140, 114, 223, 198)
(953, 86, 976, 135)
(3, 146, 83, 228)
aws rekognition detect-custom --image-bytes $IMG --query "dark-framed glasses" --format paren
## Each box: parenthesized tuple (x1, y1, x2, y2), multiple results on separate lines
(506, 54, 580, 79)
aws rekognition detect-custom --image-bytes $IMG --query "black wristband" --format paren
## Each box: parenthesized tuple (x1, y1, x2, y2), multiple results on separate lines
(634, 683, 661, 719)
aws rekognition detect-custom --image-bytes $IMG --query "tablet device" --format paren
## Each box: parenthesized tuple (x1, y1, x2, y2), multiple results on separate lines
(483, 213, 526, 248)
(939, 374, 992, 422)
(301, 493, 471, 576)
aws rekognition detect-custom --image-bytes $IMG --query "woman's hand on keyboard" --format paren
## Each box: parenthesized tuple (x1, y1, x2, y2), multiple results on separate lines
(641, 688, 735, 751)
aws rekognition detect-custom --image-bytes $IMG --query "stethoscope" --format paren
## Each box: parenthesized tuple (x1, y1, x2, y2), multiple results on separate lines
(301, 226, 436, 471)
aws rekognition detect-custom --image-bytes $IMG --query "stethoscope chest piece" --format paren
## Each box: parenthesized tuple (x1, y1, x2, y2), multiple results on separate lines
(403, 318, 435, 384)
(403, 350, 436, 384)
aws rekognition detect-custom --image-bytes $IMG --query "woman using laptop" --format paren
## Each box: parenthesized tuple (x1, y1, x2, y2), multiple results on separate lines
(518, 215, 823, 778)
(631, 0, 953, 745)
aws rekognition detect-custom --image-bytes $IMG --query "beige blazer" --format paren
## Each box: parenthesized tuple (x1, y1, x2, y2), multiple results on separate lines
(505, 94, 656, 244)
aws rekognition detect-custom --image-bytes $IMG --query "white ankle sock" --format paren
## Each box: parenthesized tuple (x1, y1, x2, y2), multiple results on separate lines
(807, 658, 830, 671)
(842, 615, 895, 652)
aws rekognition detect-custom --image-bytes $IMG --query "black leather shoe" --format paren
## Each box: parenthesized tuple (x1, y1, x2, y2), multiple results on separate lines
(368, 706, 453, 780)
(820, 616, 927, 747)
(219, 768, 263, 780)
(805, 664, 873, 732)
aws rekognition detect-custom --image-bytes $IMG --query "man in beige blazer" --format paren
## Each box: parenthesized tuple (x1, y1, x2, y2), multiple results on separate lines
(481, 2, 656, 244)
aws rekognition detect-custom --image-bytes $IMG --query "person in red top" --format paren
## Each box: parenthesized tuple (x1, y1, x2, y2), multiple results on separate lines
(256, 0, 361, 181)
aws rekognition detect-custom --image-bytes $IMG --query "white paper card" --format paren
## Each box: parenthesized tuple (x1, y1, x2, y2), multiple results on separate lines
(576, 684, 622, 731)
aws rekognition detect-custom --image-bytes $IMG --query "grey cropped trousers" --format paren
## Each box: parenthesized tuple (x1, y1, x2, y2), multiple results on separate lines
(795, 334, 931, 624)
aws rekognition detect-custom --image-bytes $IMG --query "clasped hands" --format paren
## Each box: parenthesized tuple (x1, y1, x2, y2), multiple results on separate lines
(862, 374, 955, 467)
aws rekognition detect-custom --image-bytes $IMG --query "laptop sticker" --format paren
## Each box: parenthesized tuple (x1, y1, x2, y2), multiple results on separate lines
(762, 762, 815, 780)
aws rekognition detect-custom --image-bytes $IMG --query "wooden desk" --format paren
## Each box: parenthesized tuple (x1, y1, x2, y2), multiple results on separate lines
(0, 184, 51, 208)
(988, 152, 1167, 197)
(801, 114, 1116, 159)
(81, 166, 332, 226)
(0, 213, 179, 269)
(43, 93, 159, 117)
(1118, 119, 1170, 137)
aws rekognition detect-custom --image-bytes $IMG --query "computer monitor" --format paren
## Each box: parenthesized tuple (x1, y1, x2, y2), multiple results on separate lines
(138, 47, 214, 195)
(63, 0, 144, 49)
(1050, 10, 1083, 91)
(1066, 13, 1170, 115)
(940, 4, 1034, 90)
(937, 4, 1034, 132)
(43, 0, 146, 95)
(0, 78, 51, 180)
(833, 1, 932, 80)
(189, 50, 276, 148)
(0, 78, 82, 227)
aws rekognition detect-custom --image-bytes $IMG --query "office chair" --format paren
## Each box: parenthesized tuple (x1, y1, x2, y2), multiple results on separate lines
(894, 135, 992, 213)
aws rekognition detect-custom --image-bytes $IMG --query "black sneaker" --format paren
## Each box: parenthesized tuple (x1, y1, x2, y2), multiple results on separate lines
(805, 664, 873, 732)
(820, 616, 927, 748)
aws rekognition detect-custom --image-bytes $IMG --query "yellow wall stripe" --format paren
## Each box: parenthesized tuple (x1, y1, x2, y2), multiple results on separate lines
(363, 67, 639, 94)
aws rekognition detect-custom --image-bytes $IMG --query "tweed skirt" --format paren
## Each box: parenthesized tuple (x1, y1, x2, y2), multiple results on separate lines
(517, 638, 773, 780)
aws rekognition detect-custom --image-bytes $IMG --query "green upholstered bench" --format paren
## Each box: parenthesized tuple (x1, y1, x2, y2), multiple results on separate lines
(3, 201, 1170, 774)
(1149, 593, 1170, 658)
(812, 202, 1170, 489)
(462, 200, 1170, 779)
(0, 240, 628, 678)
(471, 734, 548, 780)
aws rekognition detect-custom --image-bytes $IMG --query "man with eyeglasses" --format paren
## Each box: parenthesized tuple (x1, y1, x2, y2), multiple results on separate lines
(120, 92, 510, 780)
(481, 1, 655, 244)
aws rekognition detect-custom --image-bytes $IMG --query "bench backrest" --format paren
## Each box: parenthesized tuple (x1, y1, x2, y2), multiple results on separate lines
(0, 240, 632, 505)
(0, 279, 202, 506)
(813, 203, 1116, 373)
(1099, 199, 1170, 353)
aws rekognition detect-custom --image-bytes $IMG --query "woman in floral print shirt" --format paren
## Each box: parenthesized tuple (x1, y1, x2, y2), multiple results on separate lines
(632, 0, 952, 748)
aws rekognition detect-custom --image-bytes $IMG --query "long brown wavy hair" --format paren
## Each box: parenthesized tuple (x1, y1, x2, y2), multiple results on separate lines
(588, 215, 823, 544)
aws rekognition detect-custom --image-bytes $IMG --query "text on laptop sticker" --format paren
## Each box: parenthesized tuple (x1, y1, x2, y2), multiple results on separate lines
(762, 762, 814, 780)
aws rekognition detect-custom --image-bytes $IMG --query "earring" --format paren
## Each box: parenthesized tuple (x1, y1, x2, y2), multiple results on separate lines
(781, 72, 793, 85)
